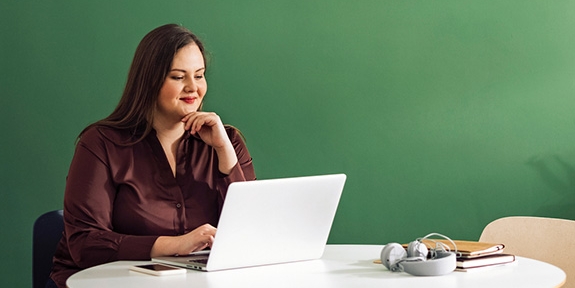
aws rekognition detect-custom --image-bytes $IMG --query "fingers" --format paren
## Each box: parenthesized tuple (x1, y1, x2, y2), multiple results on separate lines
(181, 112, 220, 134)
(188, 224, 217, 253)
(198, 223, 217, 239)
(181, 112, 231, 150)
(198, 235, 215, 251)
(152, 224, 218, 257)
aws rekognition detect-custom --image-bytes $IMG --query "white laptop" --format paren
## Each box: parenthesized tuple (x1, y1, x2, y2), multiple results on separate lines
(152, 173, 346, 271)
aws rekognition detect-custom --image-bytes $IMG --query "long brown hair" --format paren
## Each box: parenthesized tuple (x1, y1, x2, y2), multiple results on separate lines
(80, 24, 207, 144)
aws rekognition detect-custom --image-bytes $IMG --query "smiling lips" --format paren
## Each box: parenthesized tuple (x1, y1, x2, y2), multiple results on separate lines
(180, 96, 197, 104)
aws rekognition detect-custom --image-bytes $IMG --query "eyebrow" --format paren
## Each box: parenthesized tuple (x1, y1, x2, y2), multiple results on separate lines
(170, 68, 206, 73)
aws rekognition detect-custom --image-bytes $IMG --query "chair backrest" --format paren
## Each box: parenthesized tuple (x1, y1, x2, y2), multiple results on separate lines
(33, 210, 64, 288)
(479, 216, 574, 288)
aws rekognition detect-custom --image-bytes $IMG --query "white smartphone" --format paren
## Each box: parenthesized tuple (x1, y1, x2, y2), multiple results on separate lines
(130, 263, 186, 276)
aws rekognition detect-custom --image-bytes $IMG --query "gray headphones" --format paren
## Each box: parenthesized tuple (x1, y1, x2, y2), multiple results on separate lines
(380, 233, 457, 276)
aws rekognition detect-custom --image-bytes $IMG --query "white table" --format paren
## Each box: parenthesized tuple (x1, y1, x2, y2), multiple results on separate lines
(67, 244, 566, 288)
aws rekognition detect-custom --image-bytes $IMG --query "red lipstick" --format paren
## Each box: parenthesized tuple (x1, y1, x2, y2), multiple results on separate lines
(180, 97, 196, 104)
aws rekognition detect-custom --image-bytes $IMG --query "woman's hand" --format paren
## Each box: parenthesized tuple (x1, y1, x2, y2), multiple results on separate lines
(151, 224, 217, 257)
(181, 112, 228, 149)
(181, 112, 238, 174)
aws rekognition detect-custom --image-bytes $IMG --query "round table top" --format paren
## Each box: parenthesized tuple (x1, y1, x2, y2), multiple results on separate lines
(67, 244, 566, 288)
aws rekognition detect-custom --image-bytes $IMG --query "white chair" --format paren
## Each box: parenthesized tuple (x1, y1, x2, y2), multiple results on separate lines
(479, 216, 575, 288)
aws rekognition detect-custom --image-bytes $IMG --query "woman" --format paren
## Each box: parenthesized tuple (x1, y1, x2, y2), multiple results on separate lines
(48, 24, 256, 288)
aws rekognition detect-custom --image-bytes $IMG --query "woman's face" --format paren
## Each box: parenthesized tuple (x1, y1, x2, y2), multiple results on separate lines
(155, 43, 207, 124)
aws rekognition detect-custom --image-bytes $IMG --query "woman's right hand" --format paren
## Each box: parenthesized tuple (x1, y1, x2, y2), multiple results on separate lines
(151, 224, 217, 257)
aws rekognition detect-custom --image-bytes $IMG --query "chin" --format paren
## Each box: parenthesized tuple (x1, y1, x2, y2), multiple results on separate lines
(182, 108, 199, 115)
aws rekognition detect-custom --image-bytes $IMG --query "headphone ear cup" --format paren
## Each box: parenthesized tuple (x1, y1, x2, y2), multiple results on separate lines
(380, 243, 407, 271)
(406, 240, 428, 259)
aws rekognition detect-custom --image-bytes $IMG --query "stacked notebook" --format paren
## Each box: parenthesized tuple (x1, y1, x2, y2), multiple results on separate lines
(416, 239, 516, 272)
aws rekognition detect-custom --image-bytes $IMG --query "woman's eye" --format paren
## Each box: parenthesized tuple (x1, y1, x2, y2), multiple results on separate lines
(171, 75, 185, 80)
(194, 75, 204, 79)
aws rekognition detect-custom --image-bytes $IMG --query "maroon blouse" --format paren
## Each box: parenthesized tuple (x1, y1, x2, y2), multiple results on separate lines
(50, 125, 255, 287)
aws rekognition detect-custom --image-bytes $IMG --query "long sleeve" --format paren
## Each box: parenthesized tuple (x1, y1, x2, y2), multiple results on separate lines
(63, 129, 158, 269)
(214, 127, 256, 199)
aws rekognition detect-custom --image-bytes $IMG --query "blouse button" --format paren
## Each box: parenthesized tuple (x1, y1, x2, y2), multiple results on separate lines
(176, 203, 182, 209)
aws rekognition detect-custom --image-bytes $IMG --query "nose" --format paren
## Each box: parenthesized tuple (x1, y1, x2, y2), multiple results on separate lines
(184, 78, 197, 93)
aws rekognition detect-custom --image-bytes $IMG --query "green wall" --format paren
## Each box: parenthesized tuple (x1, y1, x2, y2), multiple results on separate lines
(2, 1, 575, 286)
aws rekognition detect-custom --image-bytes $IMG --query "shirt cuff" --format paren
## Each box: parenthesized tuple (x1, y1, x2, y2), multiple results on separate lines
(117, 235, 160, 260)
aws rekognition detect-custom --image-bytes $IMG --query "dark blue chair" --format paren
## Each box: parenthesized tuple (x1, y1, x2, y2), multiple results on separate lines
(33, 210, 64, 288)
